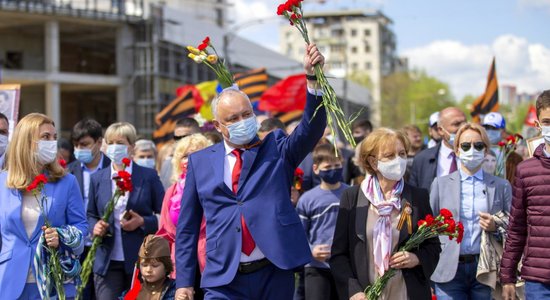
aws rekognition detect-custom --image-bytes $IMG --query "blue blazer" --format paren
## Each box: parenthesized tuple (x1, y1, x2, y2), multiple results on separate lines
(408, 143, 441, 191)
(87, 163, 164, 276)
(0, 172, 88, 299)
(175, 91, 327, 288)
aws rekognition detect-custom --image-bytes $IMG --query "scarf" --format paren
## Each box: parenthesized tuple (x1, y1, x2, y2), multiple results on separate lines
(169, 172, 186, 226)
(361, 174, 404, 276)
(34, 225, 83, 299)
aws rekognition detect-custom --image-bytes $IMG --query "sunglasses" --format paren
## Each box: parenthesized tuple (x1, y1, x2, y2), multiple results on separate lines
(460, 141, 486, 152)
(173, 134, 190, 141)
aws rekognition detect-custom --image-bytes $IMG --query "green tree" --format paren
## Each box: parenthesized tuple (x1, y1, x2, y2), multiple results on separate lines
(381, 70, 456, 133)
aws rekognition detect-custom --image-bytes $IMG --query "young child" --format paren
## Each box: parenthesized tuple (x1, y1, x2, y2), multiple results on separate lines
(123, 235, 176, 300)
(296, 143, 349, 300)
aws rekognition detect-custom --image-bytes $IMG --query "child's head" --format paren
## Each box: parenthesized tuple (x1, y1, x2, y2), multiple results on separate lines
(312, 143, 343, 185)
(536, 90, 550, 129)
(138, 235, 173, 283)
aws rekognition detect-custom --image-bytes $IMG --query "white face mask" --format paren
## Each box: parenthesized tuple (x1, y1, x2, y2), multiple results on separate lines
(37, 140, 58, 165)
(376, 156, 407, 181)
(541, 126, 550, 144)
(135, 158, 156, 169)
(459, 147, 486, 170)
(106, 144, 129, 164)
(0, 134, 7, 156)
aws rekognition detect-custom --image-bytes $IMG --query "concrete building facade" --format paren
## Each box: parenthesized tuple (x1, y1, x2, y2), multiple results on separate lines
(280, 9, 400, 126)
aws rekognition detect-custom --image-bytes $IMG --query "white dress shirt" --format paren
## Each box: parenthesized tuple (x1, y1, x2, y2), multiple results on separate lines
(437, 142, 459, 177)
(222, 140, 266, 263)
(109, 161, 133, 261)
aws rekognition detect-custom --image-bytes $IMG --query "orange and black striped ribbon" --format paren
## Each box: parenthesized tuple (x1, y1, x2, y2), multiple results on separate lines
(471, 57, 499, 123)
(153, 89, 195, 148)
(234, 68, 268, 103)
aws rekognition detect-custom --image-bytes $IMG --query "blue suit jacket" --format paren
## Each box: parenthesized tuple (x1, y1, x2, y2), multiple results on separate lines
(175, 91, 327, 288)
(408, 143, 441, 191)
(87, 163, 164, 275)
(0, 172, 88, 299)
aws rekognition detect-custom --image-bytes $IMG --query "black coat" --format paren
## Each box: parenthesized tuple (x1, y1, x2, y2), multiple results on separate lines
(408, 143, 441, 191)
(329, 184, 441, 300)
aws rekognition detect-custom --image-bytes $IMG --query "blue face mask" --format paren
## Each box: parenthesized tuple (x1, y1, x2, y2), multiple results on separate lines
(223, 116, 258, 145)
(136, 158, 156, 169)
(106, 144, 128, 164)
(74, 148, 94, 164)
(318, 167, 343, 184)
(542, 126, 550, 144)
(448, 133, 456, 146)
(486, 129, 501, 145)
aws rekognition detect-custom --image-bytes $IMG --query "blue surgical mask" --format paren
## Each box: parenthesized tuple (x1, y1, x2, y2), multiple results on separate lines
(486, 129, 502, 145)
(223, 116, 258, 145)
(0, 134, 7, 156)
(459, 148, 485, 170)
(136, 158, 156, 169)
(448, 133, 456, 146)
(318, 167, 343, 184)
(37, 140, 58, 165)
(542, 126, 550, 144)
(106, 144, 128, 164)
(74, 148, 94, 164)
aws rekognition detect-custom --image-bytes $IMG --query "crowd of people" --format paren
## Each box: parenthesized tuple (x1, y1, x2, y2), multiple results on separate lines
(0, 45, 549, 300)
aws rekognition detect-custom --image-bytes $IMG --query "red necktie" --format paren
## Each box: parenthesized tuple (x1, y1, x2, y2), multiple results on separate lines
(449, 152, 458, 174)
(231, 149, 256, 256)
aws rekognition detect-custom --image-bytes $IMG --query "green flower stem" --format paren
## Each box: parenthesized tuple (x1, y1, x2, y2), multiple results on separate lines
(76, 190, 123, 300)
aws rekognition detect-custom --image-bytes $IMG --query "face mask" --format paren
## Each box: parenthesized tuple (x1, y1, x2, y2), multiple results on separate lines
(353, 135, 365, 145)
(223, 116, 258, 145)
(542, 126, 550, 144)
(482, 156, 497, 174)
(377, 157, 407, 181)
(106, 144, 128, 164)
(0, 134, 7, 156)
(486, 129, 501, 145)
(459, 148, 486, 170)
(318, 167, 343, 184)
(135, 158, 155, 169)
(37, 140, 58, 165)
(74, 148, 94, 164)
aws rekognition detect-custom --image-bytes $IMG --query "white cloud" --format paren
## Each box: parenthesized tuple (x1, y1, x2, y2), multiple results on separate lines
(403, 34, 550, 99)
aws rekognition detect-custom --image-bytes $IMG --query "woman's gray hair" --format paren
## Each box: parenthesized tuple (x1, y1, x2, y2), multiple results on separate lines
(134, 139, 157, 156)
(211, 87, 251, 119)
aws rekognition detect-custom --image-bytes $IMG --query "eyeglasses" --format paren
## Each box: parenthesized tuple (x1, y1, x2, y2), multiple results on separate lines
(460, 141, 486, 152)
(173, 134, 190, 141)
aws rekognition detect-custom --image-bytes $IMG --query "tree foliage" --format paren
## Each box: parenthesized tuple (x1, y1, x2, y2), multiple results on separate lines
(381, 70, 456, 133)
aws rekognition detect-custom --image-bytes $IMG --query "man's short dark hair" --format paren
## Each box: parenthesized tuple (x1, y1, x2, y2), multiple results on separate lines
(71, 118, 103, 143)
(313, 143, 342, 165)
(175, 117, 200, 132)
(352, 119, 373, 133)
(0, 112, 8, 124)
(259, 118, 285, 133)
(536, 90, 550, 118)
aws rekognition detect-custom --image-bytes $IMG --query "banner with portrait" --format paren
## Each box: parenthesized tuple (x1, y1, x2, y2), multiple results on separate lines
(0, 84, 21, 140)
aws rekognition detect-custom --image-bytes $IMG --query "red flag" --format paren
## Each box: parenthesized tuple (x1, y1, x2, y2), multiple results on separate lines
(123, 266, 141, 300)
(259, 74, 306, 112)
(524, 104, 537, 127)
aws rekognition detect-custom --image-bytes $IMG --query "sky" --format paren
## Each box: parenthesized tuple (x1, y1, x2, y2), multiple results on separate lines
(228, 0, 550, 100)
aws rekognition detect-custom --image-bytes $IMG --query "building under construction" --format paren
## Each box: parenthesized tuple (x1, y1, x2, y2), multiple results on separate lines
(0, 0, 371, 138)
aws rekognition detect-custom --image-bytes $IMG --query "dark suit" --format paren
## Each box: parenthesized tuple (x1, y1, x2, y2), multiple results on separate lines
(408, 143, 441, 191)
(67, 154, 111, 199)
(176, 91, 326, 298)
(330, 184, 441, 300)
(87, 163, 164, 275)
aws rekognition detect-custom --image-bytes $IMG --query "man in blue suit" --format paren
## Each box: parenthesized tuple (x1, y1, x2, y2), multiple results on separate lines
(175, 44, 327, 299)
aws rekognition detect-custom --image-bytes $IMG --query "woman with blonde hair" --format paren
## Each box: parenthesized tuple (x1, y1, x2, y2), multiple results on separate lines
(430, 123, 512, 299)
(331, 128, 441, 300)
(0, 113, 88, 299)
(157, 134, 211, 272)
(87, 122, 164, 299)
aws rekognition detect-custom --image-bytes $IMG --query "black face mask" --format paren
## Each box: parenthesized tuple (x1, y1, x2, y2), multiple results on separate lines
(353, 136, 365, 145)
(318, 167, 343, 184)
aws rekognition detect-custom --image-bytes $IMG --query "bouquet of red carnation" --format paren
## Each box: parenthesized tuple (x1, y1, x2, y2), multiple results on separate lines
(495, 133, 523, 178)
(364, 209, 464, 300)
(294, 167, 304, 190)
(186, 36, 234, 89)
(276, 0, 358, 148)
(76, 158, 133, 300)
(27, 174, 67, 300)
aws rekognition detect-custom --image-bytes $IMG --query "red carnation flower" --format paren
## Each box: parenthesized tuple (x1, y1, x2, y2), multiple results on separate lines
(58, 159, 67, 169)
(202, 36, 210, 45)
(425, 214, 434, 226)
(456, 222, 465, 243)
(498, 141, 506, 147)
(122, 158, 131, 167)
(417, 220, 427, 227)
(440, 208, 453, 220)
(445, 218, 456, 233)
(277, 4, 286, 15)
(198, 42, 208, 51)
